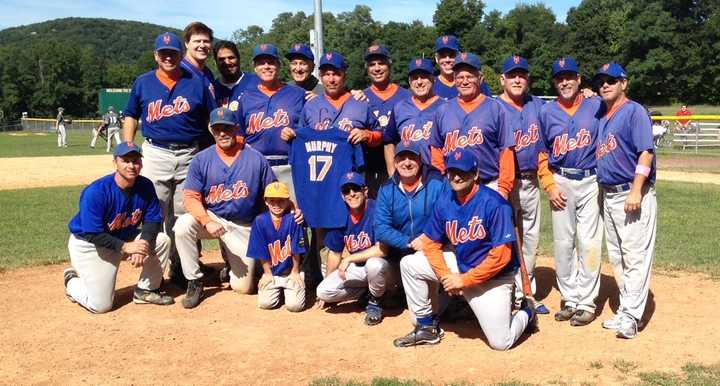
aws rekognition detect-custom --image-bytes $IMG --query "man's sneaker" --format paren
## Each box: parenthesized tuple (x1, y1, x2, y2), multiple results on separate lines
(554, 305, 577, 321)
(364, 297, 383, 326)
(570, 310, 596, 326)
(602, 313, 624, 330)
(393, 324, 443, 347)
(182, 279, 204, 309)
(219, 265, 230, 284)
(616, 315, 638, 339)
(535, 302, 550, 315)
(63, 268, 78, 303)
(133, 288, 174, 305)
(521, 303, 539, 334)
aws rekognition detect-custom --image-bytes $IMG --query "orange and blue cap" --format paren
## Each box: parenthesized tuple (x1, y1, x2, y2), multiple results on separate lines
(209, 107, 237, 127)
(114, 142, 142, 157)
(408, 58, 434, 76)
(155, 32, 182, 52)
(593, 62, 627, 80)
(339, 171, 365, 189)
(364, 44, 391, 61)
(395, 140, 422, 156)
(286, 43, 314, 61)
(502, 55, 529, 74)
(264, 181, 291, 199)
(319, 50, 347, 71)
(453, 52, 481, 71)
(252, 43, 280, 61)
(552, 57, 580, 77)
(435, 35, 460, 53)
(445, 148, 478, 173)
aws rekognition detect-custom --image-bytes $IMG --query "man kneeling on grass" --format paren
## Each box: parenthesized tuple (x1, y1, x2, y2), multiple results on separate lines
(316, 172, 392, 326)
(247, 182, 307, 312)
(63, 142, 173, 313)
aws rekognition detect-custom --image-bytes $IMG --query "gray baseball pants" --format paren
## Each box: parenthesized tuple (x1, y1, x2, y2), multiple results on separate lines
(316, 256, 397, 303)
(511, 177, 541, 303)
(258, 272, 305, 312)
(552, 174, 603, 312)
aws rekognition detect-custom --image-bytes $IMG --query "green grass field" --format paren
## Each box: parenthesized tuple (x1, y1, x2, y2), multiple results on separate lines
(1, 181, 718, 278)
(0, 130, 145, 158)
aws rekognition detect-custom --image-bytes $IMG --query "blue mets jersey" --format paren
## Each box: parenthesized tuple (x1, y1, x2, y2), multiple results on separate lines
(125, 69, 216, 143)
(184, 145, 277, 223)
(235, 84, 306, 157)
(301, 93, 378, 133)
(596, 99, 655, 185)
(289, 127, 366, 228)
(214, 72, 259, 108)
(386, 96, 444, 167)
(433, 77, 492, 100)
(68, 174, 162, 241)
(430, 97, 514, 181)
(324, 200, 377, 254)
(247, 211, 306, 276)
(497, 95, 545, 172)
(423, 186, 519, 274)
(539, 96, 602, 171)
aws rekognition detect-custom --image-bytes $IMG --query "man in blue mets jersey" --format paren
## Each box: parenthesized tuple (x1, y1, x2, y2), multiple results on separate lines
(593, 62, 656, 339)
(181, 22, 215, 90)
(393, 148, 536, 350)
(432, 35, 492, 100)
(63, 142, 173, 313)
(123, 32, 217, 289)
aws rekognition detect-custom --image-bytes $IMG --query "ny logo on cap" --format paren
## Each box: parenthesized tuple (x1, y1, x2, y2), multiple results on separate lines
(442, 36, 449, 44)
(402, 140, 411, 146)
(559, 58, 566, 68)
(460, 52, 468, 61)
(513, 55, 520, 64)
(415, 59, 422, 66)
(217, 109, 224, 117)
(163, 33, 171, 45)
(603, 63, 610, 71)
(368, 45, 379, 52)
(260, 44, 268, 52)
(454, 151, 462, 160)
(346, 172, 354, 179)
(326, 53, 333, 60)
(293, 43, 301, 51)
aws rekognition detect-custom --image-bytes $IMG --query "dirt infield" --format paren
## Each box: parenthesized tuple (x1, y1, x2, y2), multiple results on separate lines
(0, 253, 718, 385)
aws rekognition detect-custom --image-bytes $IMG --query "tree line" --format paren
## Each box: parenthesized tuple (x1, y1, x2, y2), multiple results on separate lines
(0, 0, 718, 123)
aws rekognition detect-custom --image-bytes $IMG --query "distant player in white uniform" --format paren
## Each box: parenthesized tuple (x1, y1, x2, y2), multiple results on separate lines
(55, 107, 67, 148)
(91, 106, 122, 152)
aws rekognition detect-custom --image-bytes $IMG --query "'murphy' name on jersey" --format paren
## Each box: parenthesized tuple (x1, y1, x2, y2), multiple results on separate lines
(552, 128, 592, 158)
(108, 209, 142, 231)
(304, 141, 337, 153)
(247, 109, 290, 135)
(206, 181, 249, 204)
(268, 235, 292, 267)
(595, 133, 617, 159)
(442, 128, 484, 154)
(446, 216, 487, 245)
(147, 97, 190, 124)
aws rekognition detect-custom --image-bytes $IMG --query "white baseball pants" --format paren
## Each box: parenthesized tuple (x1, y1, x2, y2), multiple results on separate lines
(400, 251, 530, 351)
(174, 211, 259, 294)
(57, 124, 66, 147)
(552, 174, 603, 312)
(65, 233, 170, 313)
(258, 272, 305, 312)
(511, 177, 541, 303)
(603, 184, 656, 321)
(316, 256, 397, 303)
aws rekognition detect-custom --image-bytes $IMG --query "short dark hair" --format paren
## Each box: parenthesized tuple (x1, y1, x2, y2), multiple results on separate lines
(183, 22, 214, 43)
(213, 40, 239, 60)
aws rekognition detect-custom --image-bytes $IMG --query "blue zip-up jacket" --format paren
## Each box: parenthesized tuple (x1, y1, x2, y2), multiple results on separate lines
(374, 167, 449, 255)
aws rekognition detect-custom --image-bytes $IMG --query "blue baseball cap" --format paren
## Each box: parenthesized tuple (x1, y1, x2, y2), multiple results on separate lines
(339, 171, 366, 189)
(502, 55, 529, 74)
(209, 107, 237, 127)
(594, 62, 628, 80)
(155, 32, 182, 52)
(552, 57, 580, 77)
(114, 142, 142, 157)
(286, 43, 314, 61)
(435, 35, 460, 53)
(252, 43, 280, 61)
(394, 140, 422, 156)
(319, 51, 347, 71)
(364, 44, 391, 61)
(445, 148, 478, 173)
(453, 52, 481, 71)
(408, 58, 434, 76)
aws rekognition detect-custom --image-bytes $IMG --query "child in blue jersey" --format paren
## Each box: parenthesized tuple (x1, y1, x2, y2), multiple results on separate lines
(247, 182, 307, 312)
(63, 143, 173, 314)
(316, 172, 392, 326)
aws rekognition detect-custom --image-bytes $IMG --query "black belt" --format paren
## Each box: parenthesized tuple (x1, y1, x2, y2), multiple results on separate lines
(555, 167, 596, 181)
(147, 138, 198, 150)
(519, 171, 537, 180)
(601, 182, 632, 193)
(480, 177, 496, 185)
(266, 156, 289, 167)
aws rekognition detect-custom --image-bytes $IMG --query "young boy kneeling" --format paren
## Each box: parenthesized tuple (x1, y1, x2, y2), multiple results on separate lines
(247, 182, 307, 312)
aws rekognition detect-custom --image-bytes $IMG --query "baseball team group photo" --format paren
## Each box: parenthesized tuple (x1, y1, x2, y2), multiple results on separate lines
(1, 0, 720, 385)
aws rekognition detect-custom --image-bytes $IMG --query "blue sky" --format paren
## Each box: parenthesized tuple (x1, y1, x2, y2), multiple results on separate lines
(0, 0, 581, 39)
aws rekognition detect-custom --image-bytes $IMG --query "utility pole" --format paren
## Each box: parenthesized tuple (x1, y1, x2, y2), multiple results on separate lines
(312, 0, 324, 78)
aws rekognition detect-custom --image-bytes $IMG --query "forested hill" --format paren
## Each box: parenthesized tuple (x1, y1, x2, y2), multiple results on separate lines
(0, 18, 180, 63)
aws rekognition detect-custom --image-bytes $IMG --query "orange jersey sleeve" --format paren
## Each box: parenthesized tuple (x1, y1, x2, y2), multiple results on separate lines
(461, 243, 512, 287)
(366, 130, 383, 147)
(497, 148, 516, 195)
(419, 234, 451, 279)
(182, 190, 211, 226)
(431, 146, 446, 174)
(537, 152, 556, 192)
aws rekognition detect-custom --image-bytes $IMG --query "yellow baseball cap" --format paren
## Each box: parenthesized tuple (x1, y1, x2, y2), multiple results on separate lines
(264, 182, 290, 199)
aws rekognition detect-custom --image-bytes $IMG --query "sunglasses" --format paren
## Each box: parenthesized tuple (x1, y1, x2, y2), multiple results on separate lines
(595, 77, 619, 87)
(341, 185, 362, 195)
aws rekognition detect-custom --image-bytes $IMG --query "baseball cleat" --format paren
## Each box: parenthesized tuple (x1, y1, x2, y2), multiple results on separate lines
(521, 303, 539, 334)
(570, 310, 596, 326)
(63, 267, 78, 288)
(393, 324, 443, 347)
(182, 279, 204, 309)
(534, 302, 550, 314)
(616, 315, 638, 339)
(554, 305, 577, 321)
(602, 313, 624, 330)
(133, 288, 174, 306)
(364, 297, 383, 326)
(219, 265, 230, 284)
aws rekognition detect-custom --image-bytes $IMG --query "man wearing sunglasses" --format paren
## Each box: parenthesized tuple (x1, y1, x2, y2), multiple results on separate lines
(316, 172, 392, 325)
(593, 63, 656, 339)
(537, 57, 604, 327)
